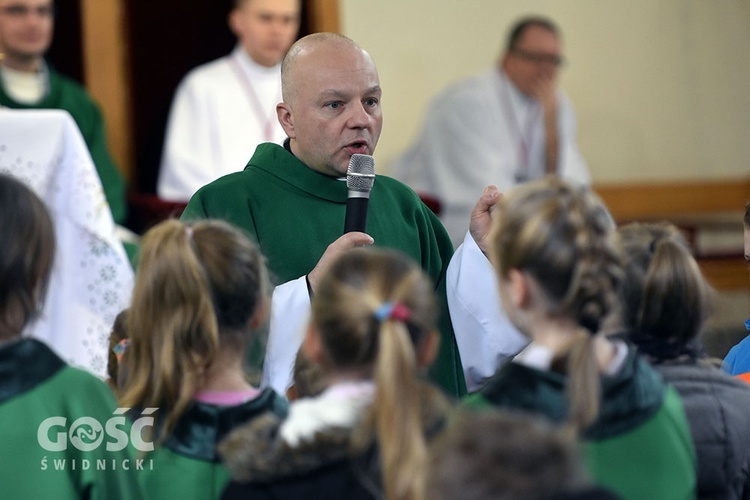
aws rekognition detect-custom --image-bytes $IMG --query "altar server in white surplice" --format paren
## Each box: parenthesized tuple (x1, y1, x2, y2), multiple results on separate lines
(157, 0, 300, 202)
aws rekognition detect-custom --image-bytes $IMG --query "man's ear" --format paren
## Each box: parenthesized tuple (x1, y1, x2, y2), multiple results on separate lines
(276, 103, 296, 138)
(227, 7, 244, 38)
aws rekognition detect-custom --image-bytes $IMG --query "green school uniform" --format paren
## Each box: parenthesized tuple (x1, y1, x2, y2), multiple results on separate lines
(137, 390, 288, 500)
(464, 347, 697, 500)
(182, 142, 466, 397)
(0, 338, 143, 499)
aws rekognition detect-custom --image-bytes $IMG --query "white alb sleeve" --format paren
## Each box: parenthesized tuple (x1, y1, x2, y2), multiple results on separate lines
(447, 231, 529, 392)
(261, 276, 311, 395)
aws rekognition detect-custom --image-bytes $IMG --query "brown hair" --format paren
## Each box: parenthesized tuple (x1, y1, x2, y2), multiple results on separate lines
(286, 347, 326, 401)
(0, 174, 55, 340)
(311, 248, 438, 500)
(118, 219, 268, 439)
(490, 176, 622, 433)
(618, 222, 713, 359)
(428, 410, 585, 500)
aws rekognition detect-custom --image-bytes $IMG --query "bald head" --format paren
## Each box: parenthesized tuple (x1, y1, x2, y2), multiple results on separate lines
(281, 33, 370, 104)
(274, 32, 382, 177)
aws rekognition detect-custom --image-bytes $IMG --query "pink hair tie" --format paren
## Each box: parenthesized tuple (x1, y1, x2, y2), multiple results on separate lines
(374, 301, 411, 322)
(185, 225, 194, 240)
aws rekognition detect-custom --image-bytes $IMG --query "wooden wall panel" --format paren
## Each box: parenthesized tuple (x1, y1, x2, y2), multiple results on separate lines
(595, 177, 750, 291)
(308, 0, 340, 33)
(594, 178, 750, 222)
(80, 0, 133, 182)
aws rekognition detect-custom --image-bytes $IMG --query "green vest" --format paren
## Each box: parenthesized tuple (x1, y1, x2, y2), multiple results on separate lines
(0, 338, 143, 499)
(464, 347, 696, 500)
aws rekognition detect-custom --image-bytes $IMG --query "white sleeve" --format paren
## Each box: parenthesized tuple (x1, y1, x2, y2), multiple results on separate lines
(557, 93, 590, 186)
(447, 231, 529, 392)
(261, 276, 311, 395)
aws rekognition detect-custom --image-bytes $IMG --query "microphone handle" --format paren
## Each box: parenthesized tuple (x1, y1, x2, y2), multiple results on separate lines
(343, 196, 369, 233)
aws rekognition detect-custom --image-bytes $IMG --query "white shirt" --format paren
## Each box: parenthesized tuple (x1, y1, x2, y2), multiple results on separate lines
(157, 46, 286, 202)
(393, 68, 590, 247)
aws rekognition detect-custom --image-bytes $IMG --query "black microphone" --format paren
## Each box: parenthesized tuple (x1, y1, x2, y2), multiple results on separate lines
(343, 154, 375, 234)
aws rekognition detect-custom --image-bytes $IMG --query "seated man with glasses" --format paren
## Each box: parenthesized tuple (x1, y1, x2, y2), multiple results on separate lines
(0, 0, 127, 226)
(394, 16, 590, 248)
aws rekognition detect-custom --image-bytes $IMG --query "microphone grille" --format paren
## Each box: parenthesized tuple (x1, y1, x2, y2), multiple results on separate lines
(346, 154, 375, 192)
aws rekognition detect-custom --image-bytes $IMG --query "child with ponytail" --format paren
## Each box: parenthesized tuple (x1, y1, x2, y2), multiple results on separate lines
(118, 219, 287, 499)
(619, 221, 750, 499)
(219, 248, 451, 500)
(464, 177, 696, 500)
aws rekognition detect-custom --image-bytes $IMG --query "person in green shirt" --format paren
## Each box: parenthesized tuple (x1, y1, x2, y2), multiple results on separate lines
(0, 174, 142, 499)
(0, 0, 127, 224)
(182, 33, 478, 398)
(462, 177, 696, 500)
(118, 219, 289, 500)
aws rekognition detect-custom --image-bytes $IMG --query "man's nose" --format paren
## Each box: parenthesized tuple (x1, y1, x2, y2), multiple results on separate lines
(346, 102, 372, 128)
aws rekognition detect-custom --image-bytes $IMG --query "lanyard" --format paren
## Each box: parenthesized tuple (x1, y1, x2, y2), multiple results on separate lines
(499, 75, 539, 182)
(229, 53, 281, 143)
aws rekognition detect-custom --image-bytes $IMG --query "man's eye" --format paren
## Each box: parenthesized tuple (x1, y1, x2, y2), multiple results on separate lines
(326, 102, 342, 109)
(365, 98, 378, 107)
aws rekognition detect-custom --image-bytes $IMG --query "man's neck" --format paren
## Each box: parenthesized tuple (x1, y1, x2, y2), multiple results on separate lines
(1, 55, 43, 74)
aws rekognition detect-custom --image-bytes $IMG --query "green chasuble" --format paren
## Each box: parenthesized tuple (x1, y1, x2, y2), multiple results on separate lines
(182, 143, 466, 397)
(0, 338, 143, 499)
(0, 65, 127, 224)
(464, 347, 696, 500)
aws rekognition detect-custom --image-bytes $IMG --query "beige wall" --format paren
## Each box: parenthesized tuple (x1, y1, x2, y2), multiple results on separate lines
(341, 0, 750, 181)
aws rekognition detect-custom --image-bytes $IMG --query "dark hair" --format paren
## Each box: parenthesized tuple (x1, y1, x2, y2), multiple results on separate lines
(506, 16, 560, 52)
(0, 174, 55, 339)
(618, 222, 713, 361)
(744, 201, 750, 228)
(287, 348, 326, 400)
(428, 410, 586, 500)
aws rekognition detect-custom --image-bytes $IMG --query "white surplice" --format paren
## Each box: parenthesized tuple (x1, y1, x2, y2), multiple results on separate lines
(394, 68, 590, 247)
(158, 46, 286, 202)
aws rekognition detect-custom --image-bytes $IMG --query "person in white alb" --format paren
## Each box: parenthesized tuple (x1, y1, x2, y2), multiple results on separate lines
(393, 16, 590, 247)
(157, 0, 301, 202)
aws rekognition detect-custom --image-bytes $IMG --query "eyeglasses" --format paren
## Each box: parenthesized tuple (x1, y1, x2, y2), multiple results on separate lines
(511, 48, 565, 68)
(0, 4, 56, 19)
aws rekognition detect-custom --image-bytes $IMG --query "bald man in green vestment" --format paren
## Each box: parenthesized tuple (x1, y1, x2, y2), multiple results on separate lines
(183, 33, 507, 398)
